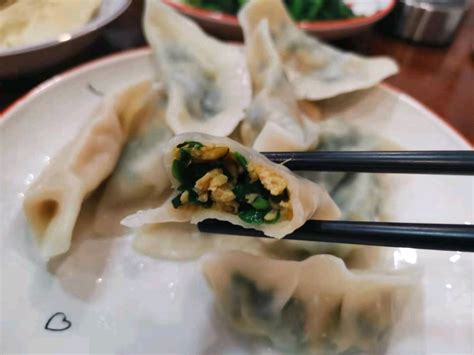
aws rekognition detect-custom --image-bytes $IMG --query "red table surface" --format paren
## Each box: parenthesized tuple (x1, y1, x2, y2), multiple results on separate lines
(1, 0, 473, 145)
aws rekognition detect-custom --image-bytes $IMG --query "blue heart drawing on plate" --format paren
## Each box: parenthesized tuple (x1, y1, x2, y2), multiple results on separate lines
(44, 312, 72, 332)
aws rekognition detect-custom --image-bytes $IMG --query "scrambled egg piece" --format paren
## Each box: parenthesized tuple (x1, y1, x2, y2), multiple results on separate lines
(195, 168, 236, 204)
(248, 162, 287, 196)
(0, 0, 101, 49)
(191, 145, 229, 161)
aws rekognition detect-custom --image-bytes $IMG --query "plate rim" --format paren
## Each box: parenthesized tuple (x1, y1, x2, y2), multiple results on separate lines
(162, 0, 396, 32)
(1, 46, 472, 150)
(0, 0, 132, 58)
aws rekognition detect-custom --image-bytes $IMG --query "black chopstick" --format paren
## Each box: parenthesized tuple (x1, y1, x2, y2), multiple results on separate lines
(198, 220, 474, 252)
(263, 151, 474, 175)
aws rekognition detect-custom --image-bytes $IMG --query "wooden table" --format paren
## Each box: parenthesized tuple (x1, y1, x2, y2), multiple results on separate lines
(1, 0, 473, 145)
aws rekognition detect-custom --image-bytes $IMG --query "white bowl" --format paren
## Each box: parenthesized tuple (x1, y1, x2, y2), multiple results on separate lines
(0, 0, 131, 78)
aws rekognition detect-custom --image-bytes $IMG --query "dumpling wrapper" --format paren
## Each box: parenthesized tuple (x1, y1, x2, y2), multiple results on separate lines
(203, 251, 415, 354)
(93, 84, 174, 235)
(260, 238, 386, 270)
(23, 80, 160, 259)
(133, 222, 263, 261)
(241, 19, 320, 152)
(238, 0, 399, 100)
(122, 133, 340, 239)
(144, 0, 251, 136)
(265, 119, 397, 268)
(302, 118, 398, 220)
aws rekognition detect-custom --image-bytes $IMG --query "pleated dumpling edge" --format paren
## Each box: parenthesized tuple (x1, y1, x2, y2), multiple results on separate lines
(238, 0, 399, 101)
(144, 0, 252, 137)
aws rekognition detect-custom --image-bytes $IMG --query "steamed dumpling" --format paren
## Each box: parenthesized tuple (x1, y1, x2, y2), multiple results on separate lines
(240, 20, 320, 152)
(122, 133, 340, 238)
(303, 118, 396, 220)
(93, 84, 173, 235)
(263, 119, 395, 268)
(238, 0, 398, 100)
(203, 251, 414, 354)
(144, 0, 251, 136)
(23, 80, 159, 259)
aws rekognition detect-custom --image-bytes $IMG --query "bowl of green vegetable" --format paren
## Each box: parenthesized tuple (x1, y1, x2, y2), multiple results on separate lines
(163, 0, 396, 40)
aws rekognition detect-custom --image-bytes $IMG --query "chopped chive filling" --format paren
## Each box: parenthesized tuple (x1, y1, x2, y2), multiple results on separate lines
(170, 141, 291, 225)
(252, 196, 270, 211)
(177, 141, 203, 149)
(233, 151, 248, 169)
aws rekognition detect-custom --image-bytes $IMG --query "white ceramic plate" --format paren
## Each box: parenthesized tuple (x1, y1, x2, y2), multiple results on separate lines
(0, 0, 131, 78)
(1, 49, 473, 354)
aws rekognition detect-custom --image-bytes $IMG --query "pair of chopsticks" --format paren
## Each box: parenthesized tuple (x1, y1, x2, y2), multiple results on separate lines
(198, 151, 474, 252)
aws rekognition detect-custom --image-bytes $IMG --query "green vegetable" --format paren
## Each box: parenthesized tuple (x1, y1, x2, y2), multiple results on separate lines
(289, 0, 304, 20)
(172, 159, 186, 183)
(182, 0, 355, 21)
(177, 141, 204, 149)
(186, 189, 198, 203)
(233, 180, 270, 208)
(172, 193, 183, 208)
(233, 151, 248, 168)
(307, 0, 324, 20)
(179, 148, 191, 164)
(252, 196, 270, 211)
(318, 0, 355, 20)
(239, 208, 281, 224)
(239, 210, 266, 224)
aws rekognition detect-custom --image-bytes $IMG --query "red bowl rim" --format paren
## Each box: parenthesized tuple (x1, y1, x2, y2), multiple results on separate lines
(162, 0, 396, 31)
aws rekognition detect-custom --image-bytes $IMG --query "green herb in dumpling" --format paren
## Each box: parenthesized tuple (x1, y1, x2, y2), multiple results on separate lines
(203, 251, 415, 354)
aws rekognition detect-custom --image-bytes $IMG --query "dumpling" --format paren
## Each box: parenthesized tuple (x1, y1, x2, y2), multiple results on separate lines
(133, 223, 263, 261)
(23, 80, 160, 259)
(144, 0, 251, 136)
(263, 119, 395, 268)
(302, 118, 396, 220)
(93, 84, 173, 235)
(238, 0, 398, 100)
(203, 251, 415, 354)
(240, 19, 320, 152)
(122, 133, 340, 238)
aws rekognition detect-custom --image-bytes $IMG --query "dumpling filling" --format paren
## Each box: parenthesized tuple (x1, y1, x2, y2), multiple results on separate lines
(170, 141, 293, 225)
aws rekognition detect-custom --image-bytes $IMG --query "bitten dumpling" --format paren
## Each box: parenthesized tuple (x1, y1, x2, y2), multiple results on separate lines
(238, 0, 398, 100)
(203, 251, 414, 354)
(241, 19, 320, 152)
(23, 80, 161, 259)
(144, 0, 251, 136)
(122, 133, 340, 238)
